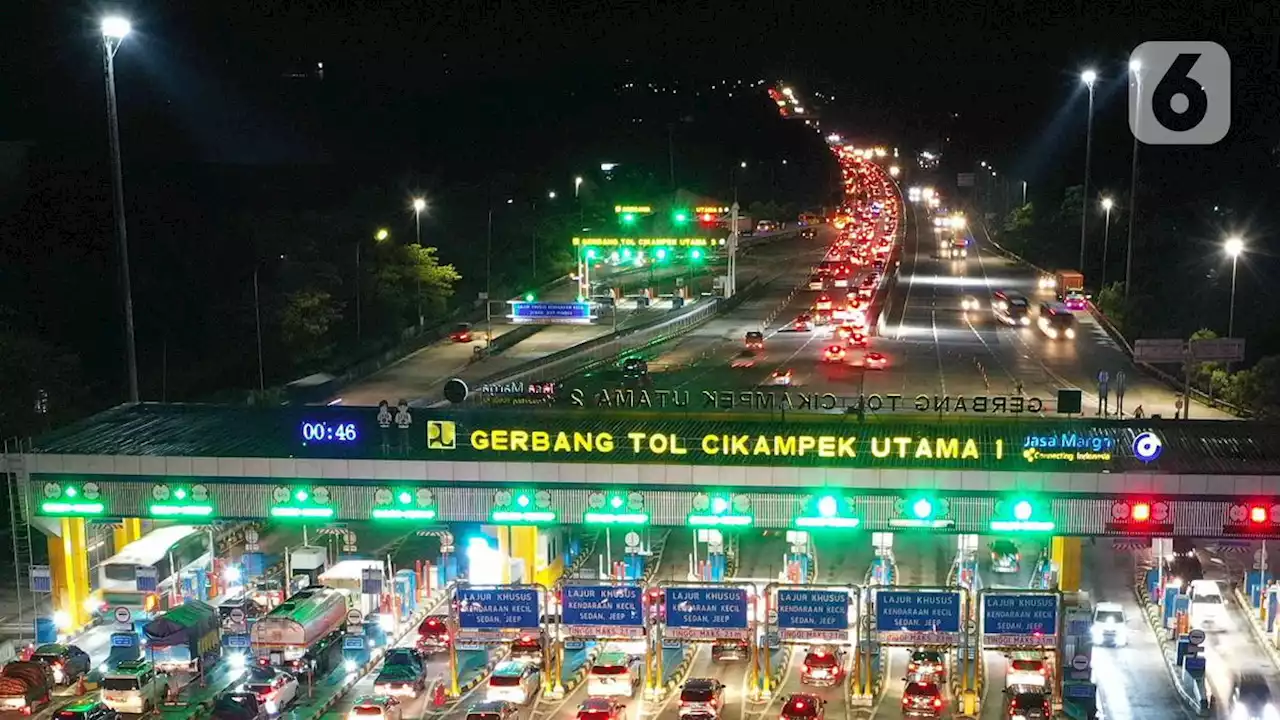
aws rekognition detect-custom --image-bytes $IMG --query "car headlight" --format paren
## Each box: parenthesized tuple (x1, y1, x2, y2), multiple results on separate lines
(1065, 328, 1076, 339)
(1020, 317, 1031, 326)
(1264, 703, 1280, 720)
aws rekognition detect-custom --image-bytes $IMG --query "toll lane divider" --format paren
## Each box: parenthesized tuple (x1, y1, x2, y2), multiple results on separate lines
(1132, 568, 1209, 716)
(1231, 587, 1280, 674)
(555, 642, 603, 697)
(299, 584, 455, 720)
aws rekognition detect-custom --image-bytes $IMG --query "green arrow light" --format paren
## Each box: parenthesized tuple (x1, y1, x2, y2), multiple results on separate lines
(912, 498, 933, 519)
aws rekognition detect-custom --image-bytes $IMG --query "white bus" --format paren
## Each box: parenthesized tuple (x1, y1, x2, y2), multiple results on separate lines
(98, 525, 212, 619)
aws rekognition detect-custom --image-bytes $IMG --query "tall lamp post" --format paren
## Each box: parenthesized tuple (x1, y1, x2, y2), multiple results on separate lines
(1225, 236, 1245, 337)
(412, 197, 426, 328)
(1100, 197, 1114, 287)
(1124, 60, 1143, 300)
(101, 15, 140, 403)
(1079, 69, 1097, 273)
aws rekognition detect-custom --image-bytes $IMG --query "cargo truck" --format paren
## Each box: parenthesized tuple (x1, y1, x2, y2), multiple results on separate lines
(0, 661, 53, 715)
(250, 586, 347, 678)
(1054, 270, 1086, 310)
(144, 599, 223, 673)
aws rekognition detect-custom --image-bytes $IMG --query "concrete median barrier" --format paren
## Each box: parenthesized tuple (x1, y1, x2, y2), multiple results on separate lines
(1132, 569, 1209, 716)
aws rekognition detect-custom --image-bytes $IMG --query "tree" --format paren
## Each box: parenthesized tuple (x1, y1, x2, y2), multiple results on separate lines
(1185, 328, 1224, 392)
(367, 243, 461, 333)
(998, 202, 1035, 253)
(1224, 356, 1280, 419)
(279, 289, 344, 370)
(1095, 282, 1132, 336)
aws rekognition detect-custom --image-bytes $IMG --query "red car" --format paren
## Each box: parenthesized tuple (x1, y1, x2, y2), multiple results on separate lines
(848, 332, 868, 348)
(822, 345, 846, 363)
(780, 694, 825, 720)
(793, 315, 813, 332)
(576, 698, 626, 720)
(449, 324, 473, 343)
(865, 352, 887, 369)
(901, 681, 943, 718)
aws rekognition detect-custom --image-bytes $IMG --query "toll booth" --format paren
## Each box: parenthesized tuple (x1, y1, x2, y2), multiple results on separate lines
(395, 569, 418, 616)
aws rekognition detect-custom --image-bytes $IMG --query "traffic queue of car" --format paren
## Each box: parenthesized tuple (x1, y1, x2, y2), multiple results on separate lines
(783, 151, 899, 375)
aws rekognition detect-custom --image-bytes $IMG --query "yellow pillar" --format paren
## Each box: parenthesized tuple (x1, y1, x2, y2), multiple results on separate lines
(496, 528, 512, 584)
(49, 518, 91, 630)
(126, 518, 143, 543)
(1051, 536, 1082, 592)
(511, 527, 538, 585)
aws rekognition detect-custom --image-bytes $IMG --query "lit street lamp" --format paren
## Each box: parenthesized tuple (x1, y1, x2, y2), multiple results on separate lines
(1079, 69, 1098, 273)
(548, 191, 556, 199)
(1124, 60, 1142, 300)
(574, 176, 583, 198)
(412, 197, 426, 327)
(1100, 197, 1114, 287)
(101, 15, 139, 402)
(1225, 236, 1245, 337)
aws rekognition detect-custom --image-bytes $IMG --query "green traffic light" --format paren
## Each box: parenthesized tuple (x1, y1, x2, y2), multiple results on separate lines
(610, 495, 624, 509)
(516, 493, 532, 508)
(912, 497, 933, 519)
(524, 293, 535, 302)
(656, 248, 669, 262)
(1013, 500, 1033, 521)
(690, 249, 703, 261)
(398, 491, 413, 505)
(621, 213, 637, 225)
(817, 495, 839, 518)
(711, 496, 730, 514)
(585, 248, 598, 260)
(673, 210, 689, 224)
(295, 490, 309, 502)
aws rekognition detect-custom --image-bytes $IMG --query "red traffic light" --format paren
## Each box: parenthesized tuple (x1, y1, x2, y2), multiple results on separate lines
(1252, 506, 1269, 524)
(701, 213, 714, 222)
(1131, 503, 1151, 522)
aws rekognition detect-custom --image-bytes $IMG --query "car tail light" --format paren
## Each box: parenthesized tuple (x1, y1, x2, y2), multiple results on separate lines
(933, 698, 942, 709)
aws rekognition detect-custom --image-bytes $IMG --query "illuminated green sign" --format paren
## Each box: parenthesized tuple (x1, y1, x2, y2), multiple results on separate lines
(989, 498, 1055, 532)
(148, 484, 214, 517)
(687, 493, 753, 527)
(583, 491, 649, 525)
(490, 490, 557, 525)
(270, 486, 335, 520)
(794, 494, 861, 529)
(38, 482, 105, 517)
(372, 488, 438, 521)
(889, 495, 954, 529)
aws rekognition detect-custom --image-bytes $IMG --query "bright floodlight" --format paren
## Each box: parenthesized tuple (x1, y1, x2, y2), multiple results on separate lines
(1129, 60, 1142, 72)
(1101, 197, 1114, 210)
(1225, 236, 1245, 257)
(102, 16, 131, 39)
(412, 197, 426, 212)
(1081, 69, 1097, 85)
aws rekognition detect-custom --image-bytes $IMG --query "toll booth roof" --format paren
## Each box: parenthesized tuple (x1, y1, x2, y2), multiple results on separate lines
(23, 402, 1280, 476)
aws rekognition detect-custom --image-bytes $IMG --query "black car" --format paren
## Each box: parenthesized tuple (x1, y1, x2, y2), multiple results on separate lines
(1163, 554, 1204, 589)
(1232, 673, 1273, 720)
(1005, 686, 1051, 719)
(55, 700, 119, 720)
(621, 357, 649, 385)
(211, 692, 267, 720)
(31, 643, 91, 685)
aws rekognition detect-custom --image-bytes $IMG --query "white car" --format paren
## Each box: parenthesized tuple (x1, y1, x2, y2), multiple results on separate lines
(961, 295, 981, 312)
(242, 669, 299, 714)
(486, 661, 541, 705)
(587, 653, 642, 698)
(770, 369, 794, 386)
(1189, 579, 1226, 627)
(101, 661, 169, 716)
(1091, 602, 1129, 647)
(348, 695, 403, 720)
(1004, 657, 1048, 689)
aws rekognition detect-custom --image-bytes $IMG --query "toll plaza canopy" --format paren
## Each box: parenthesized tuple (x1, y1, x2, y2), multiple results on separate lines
(17, 403, 1280, 534)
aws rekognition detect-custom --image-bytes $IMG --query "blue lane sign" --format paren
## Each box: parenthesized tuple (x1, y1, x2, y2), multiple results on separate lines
(29, 565, 51, 594)
(344, 636, 367, 651)
(223, 634, 250, 649)
(110, 634, 137, 648)
(981, 593, 1058, 648)
(777, 589, 850, 642)
(562, 585, 645, 638)
(457, 587, 541, 638)
(135, 567, 158, 593)
(361, 568, 384, 596)
(665, 586, 750, 640)
(510, 301, 592, 322)
(874, 590, 962, 645)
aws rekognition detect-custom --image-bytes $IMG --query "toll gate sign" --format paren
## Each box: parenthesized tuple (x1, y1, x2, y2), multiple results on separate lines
(776, 589, 851, 642)
(562, 585, 645, 638)
(981, 593, 1058, 648)
(665, 586, 750, 640)
(874, 590, 962, 645)
(457, 587, 540, 640)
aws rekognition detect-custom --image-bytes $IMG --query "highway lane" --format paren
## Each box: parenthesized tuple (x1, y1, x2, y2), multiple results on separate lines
(1194, 541, 1280, 718)
(1075, 540, 1194, 720)
(974, 536, 1044, 720)
(761, 534, 874, 720)
(875, 534, 956, 718)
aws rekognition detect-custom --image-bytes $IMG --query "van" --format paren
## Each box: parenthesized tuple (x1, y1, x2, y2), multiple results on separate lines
(486, 661, 540, 705)
(101, 660, 169, 715)
(1189, 579, 1225, 626)
(587, 653, 641, 698)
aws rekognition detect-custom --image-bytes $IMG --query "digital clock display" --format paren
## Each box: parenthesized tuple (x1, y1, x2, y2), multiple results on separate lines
(301, 421, 359, 444)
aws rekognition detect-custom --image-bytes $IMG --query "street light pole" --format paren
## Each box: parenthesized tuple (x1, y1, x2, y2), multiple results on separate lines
(1225, 236, 1245, 337)
(1125, 61, 1142, 300)
(1022, 180, 1028, 206)
(413, 197, 425, 328)
(486, 208, 493, 348)
(253, 268, 265, 392)
(1079, 69, 1097, 273)
(1100, 198, 1114, 287)
(102, 16, 140, 403)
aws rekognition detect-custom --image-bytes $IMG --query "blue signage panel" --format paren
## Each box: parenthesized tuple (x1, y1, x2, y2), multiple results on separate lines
(223, 633, 251, 649)
(874, 590, 962, 645)
(111, 634, 137, 648)
(562, 585, 645, 638)
(777, 589, 851, 642)
(510, 302, 592, 321)
(457, 587, 540, 638)
(664, 586, 750, 640)
(982, 593, 1058, 648)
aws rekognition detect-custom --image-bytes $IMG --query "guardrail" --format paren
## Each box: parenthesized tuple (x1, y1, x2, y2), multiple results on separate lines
(1132, 567, 1210, 715)
(1232, 587, 1280, 672)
